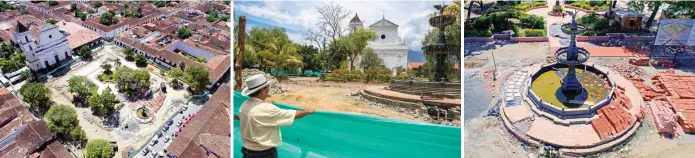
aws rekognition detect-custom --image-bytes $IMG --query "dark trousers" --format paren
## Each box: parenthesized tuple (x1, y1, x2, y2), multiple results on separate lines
(242, 147, 277, 158)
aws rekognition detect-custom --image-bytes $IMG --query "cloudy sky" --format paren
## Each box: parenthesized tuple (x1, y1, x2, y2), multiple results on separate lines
(234, 0, 446, 51)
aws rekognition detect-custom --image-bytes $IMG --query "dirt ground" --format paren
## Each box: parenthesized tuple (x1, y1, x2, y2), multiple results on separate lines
(265, 77, 429, 123)
(464, 42, 695, 158)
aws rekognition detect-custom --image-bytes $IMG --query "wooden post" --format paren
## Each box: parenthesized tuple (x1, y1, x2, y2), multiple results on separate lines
(234, 16, 246, 91)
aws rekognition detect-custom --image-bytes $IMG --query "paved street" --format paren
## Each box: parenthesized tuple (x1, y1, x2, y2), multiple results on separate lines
(134, 96, 208, 158)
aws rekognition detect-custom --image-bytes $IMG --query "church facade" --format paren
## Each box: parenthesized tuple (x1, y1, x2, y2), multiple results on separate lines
(11, 20, 71, 71)
(349, 14, 408, 73)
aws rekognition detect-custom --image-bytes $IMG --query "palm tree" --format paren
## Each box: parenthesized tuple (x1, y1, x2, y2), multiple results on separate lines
(257, 38, 303, 81)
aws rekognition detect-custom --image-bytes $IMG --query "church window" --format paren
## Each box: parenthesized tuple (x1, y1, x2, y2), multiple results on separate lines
(381, 34, 386, 39)
(49, 35, 52, 39)
(24, 36, 28, 42)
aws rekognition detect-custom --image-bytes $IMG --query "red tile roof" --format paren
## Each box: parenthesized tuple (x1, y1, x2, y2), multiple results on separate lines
(0, 88, 71, 158)
(205, 55, 230, 81)
(167, 84, 230, 158)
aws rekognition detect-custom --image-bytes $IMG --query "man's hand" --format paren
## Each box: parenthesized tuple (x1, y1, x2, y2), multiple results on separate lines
(305, 108, 315, 114)
(295, 108, 315, 119)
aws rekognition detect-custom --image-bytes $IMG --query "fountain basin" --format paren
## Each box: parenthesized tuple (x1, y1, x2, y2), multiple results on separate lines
(527, 63, 615, 116)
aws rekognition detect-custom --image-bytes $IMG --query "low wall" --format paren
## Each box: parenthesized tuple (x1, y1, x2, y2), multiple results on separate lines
(511, 37, 549, 42)
(524, 5, 548, 12)
(492, 34, 511, 40)
(563, 5, 595, 13)
(464, 35, 549, 42)
(389, 80, 461, 90)
(464, 37, 493, 42)
(577, 36, 610, 42)
(527, 63, 616, 116)
(577, 33, 654, 42)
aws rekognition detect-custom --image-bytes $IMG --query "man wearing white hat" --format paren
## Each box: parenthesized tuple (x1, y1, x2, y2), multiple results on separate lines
(237, 74, 314, 158)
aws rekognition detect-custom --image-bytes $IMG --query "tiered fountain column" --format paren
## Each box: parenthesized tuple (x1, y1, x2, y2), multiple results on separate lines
(423, 4, 457, 82)
(556, 11, 591, 94)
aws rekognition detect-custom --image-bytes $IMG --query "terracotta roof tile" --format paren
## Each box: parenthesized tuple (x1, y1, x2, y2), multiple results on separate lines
(167, 84, 230, 158)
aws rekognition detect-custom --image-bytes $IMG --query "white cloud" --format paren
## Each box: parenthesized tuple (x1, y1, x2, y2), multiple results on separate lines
(235, 1, 445, 50)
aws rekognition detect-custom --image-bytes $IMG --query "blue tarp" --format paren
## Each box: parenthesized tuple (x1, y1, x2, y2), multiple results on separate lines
(233, 91, 461, 158)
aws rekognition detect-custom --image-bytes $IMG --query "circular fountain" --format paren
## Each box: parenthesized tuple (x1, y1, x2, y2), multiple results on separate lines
(499, 11, 643, 155)
(528, 11, 615, 115)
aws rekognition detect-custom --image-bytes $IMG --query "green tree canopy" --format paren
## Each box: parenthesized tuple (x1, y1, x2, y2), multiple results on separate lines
(360, 48, 383, 71)
(346, 28, 377, 70)
(166, 67, 183, 86)
(177, 27, 192, 39)
(19, 83, 52, 114)
(93, 1, 103, 8)
(257, 38, 303, 80)
(326, 37, 351, 70)
(114, 67, 151, 98)
(86, 139, 112, 158)
(79, 45, 92, 59)
(134, 54, 147, 67)
(183, 66, 210, 93)
(99, 11, 115, 26)
(45, 104, 86, 144)
(88, 87, 119, 116)
(68, 76, 97, 106)
(124, 48, 135, 61)
(297, 44, 320, 71)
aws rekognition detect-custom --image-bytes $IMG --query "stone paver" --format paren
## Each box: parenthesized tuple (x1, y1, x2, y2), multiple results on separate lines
(526, 117, 602, 147)
(505, 105, 532, 123)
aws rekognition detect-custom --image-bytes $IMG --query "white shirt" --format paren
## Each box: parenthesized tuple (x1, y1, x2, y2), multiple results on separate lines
(238, 97, 296, 151)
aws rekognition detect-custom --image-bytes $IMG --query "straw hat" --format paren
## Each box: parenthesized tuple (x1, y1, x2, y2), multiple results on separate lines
(241, 74, 272, 96)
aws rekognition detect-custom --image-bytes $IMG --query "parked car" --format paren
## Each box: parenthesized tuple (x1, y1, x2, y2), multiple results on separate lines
(150, 139, 158, 146)
(150, 152, 157, 158)
(142, 148, 150, 156)
(177, 120, 183, 127)
(164, 136, 171, 143)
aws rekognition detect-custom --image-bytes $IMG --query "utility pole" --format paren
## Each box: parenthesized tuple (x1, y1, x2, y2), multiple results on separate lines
(234, 16, 246, 91)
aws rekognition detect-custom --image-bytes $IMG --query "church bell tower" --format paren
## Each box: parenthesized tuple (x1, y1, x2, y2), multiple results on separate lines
(349, 14, 363, 34)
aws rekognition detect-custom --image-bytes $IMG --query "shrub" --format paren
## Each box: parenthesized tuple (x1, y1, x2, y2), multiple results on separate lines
(464, 30, 492, 37)
(520, 14, 545, 29)
(552, 6, 563, 13)
(524, 29, 545, 37)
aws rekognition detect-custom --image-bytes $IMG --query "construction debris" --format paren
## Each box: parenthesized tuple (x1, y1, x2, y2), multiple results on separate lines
(591, 86, 635, 140)
(632, 69, 695, 134)
(604, 63, 645, 78)
(650, 101, 679, 138)
(241, 69, 285, 94)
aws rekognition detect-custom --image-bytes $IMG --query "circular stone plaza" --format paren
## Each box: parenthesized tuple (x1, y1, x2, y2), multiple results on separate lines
(499, 13, 644, 155)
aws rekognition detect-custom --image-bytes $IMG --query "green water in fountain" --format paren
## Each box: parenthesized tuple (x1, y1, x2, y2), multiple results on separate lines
(531, 67, 610, 109)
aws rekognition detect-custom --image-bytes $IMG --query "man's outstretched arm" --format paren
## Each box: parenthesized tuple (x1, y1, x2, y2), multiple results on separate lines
(294, 108, 314, 119)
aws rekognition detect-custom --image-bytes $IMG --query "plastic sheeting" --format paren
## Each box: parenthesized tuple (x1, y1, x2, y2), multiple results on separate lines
(233, 91, 461, 158)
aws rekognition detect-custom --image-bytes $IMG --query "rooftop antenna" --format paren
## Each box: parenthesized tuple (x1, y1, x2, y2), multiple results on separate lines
(382, 11, 384, 19)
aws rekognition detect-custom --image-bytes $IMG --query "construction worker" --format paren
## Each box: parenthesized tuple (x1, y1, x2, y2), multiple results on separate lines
(237, 74, 314, 158)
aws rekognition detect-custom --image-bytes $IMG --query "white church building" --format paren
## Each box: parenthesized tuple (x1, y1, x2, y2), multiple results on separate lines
(11, 20, 71, 71)
(349, 14, 409, 72)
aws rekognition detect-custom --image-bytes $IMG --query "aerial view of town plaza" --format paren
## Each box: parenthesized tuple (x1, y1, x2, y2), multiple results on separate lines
(464, 0, 695, 157)
(0, 1, 231, 158)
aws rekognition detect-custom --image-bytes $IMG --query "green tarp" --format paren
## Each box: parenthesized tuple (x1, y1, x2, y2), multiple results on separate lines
(233, 91, 461, 158)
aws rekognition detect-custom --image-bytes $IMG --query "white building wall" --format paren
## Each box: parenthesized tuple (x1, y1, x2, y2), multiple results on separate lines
(13, 25, 71, 71)
(171, 41, 215, 62)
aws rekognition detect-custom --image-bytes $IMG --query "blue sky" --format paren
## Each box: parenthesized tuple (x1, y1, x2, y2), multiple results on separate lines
(234, 0, 445, 51)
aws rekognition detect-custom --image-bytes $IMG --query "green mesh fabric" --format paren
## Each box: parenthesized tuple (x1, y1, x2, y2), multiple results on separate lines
(233, 91, 461, 158)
